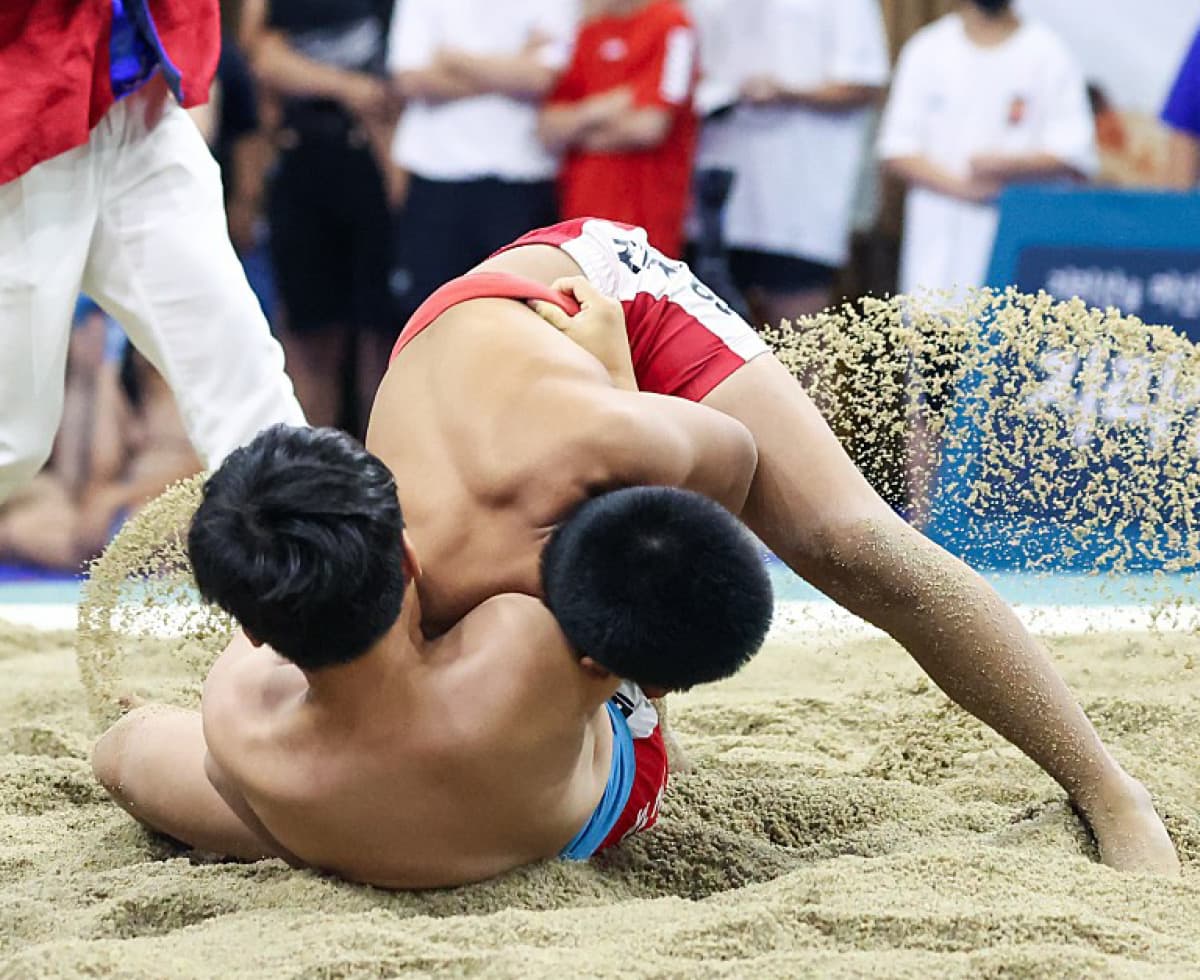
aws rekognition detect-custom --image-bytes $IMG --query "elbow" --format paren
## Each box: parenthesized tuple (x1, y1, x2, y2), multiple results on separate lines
(730, 422, 759, 508)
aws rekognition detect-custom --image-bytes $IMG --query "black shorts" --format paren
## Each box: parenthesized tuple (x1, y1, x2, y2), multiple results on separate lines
(267, 136, 393, 334)
(391, 175, 558, 320)
(727, 247, 837, 295)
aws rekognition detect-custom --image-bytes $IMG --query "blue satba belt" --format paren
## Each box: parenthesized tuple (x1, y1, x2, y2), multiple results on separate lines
(559, 699, 635, 860)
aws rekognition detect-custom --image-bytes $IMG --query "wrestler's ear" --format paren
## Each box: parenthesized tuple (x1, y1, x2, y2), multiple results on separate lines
(399, 530, 423, 582)
(578, 656, 613, 681)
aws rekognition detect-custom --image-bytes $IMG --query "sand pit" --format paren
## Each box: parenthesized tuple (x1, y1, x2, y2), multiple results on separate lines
(2, 618, 1197, 978)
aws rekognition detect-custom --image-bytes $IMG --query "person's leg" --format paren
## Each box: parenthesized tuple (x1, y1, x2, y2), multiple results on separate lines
(496, 220, 1172, 870)
(0, 149, 96, 505)
(93, 704, 282, 860)
(702, 354, 1179, 874)
(82, 80, 305, 471)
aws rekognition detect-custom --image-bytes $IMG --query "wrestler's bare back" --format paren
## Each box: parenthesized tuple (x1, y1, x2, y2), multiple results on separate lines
(200, 593, 617, 889)
(366, 245, 752, 633)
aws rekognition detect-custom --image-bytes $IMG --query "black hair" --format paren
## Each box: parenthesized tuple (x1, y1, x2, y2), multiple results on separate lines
(541, 486, 774, 691)
(187, 425, 406, 671)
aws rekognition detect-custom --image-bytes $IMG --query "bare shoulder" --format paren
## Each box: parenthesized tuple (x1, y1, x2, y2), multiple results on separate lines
(460, 594, 570, 658)
(452, 594, 591, 701)
(202, 632, 259, 714)
(201, 632, 300, 761)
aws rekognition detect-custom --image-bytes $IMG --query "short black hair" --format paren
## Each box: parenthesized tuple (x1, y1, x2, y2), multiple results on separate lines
(541, 487, 773, 690)
(187, 425, 406, 671)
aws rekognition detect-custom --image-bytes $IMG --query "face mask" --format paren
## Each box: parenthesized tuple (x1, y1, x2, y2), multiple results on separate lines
(972, 0, 1012, 14)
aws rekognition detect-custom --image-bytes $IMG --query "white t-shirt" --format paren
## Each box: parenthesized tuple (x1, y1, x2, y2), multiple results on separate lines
(387, 0, 579, 182)
(877, 14, 1099, 297)
(693, 0, 889, 266)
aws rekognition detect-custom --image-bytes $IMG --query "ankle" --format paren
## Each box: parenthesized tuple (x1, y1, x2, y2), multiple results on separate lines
(1072, 768, 1151, 819)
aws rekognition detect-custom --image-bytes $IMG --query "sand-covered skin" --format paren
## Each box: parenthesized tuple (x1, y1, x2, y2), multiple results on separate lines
(2, 621, 1198, 979)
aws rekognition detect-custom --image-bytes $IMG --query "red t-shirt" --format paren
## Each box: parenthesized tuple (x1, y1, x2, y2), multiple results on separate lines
(0, 1, 219, 185)
(549, 1, 698, 258)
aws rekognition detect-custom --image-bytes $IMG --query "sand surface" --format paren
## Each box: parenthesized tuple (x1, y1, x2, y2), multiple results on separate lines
(1, 620, 1198, 979)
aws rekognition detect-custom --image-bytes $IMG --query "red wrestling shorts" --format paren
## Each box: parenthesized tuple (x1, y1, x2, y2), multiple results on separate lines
(391, 218, 769, 402)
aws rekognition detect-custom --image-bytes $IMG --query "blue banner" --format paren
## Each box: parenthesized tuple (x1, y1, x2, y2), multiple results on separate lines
(929, 187, 1200, 571)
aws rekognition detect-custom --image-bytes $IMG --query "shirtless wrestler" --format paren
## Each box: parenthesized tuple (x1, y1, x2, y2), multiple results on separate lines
(92, 419, 773, 888)
(384, 216, 1178, 875)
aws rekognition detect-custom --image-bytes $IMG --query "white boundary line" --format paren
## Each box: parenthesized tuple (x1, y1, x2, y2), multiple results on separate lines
(1, 600, 1196, 638)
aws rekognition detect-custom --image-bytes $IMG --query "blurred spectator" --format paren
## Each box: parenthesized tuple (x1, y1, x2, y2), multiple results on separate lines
(1162, 26, 1200, 189)
(388, 0, 577, 317)
(243, 0, 397, 431)
(0, 0, 303, 507)
(878, 0, 1097, 298)
(539, 0, 699, 258)
(690, 0, 888, 325)
(0, 304, 199, 571)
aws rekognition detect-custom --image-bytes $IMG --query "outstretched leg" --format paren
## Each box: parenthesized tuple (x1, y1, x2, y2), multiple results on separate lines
(704, 353, 1179, 875)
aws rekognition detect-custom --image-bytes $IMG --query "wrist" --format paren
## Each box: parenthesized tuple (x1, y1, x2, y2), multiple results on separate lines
(607, 354, 638, 391)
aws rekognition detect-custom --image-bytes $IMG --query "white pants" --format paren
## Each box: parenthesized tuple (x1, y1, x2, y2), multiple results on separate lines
(0, 78, 305, 505)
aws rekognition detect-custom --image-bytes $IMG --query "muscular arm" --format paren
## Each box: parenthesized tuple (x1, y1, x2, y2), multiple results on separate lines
(583, 391, 759, 515)
(91, 705, 284, 861)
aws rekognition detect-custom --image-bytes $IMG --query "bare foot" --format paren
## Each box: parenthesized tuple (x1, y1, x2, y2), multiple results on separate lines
(1077, 774, 1180, 876)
